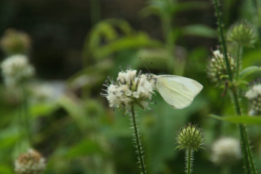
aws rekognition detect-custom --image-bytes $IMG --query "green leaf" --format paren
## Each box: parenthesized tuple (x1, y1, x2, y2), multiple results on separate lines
(173, 2, 209, 12)
(93, 32, 161, 59)
(0, 164, 13, 174)
(65, 139, 104, 159)
(30, 102, 59, 118)
(182, 25, 217, 38)
(209, 114, 261, 125)
(240, 66, 261, 79)
(58, 96, 90, 132)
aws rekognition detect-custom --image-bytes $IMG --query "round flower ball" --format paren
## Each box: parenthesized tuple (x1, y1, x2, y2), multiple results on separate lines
(211, 137, 241, 166)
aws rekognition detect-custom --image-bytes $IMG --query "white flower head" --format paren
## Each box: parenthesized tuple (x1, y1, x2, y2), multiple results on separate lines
(101, 68, 154, 113)
(15, 149, 46, 174)
(245, 83, 261, 114)
(1, 54, 34, 86)
(211, 137, 241, 166)
(207, 49, 236, 83)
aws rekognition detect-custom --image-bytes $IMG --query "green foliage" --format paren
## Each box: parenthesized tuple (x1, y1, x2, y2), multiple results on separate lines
(1, 0, 261, 174)
(210, 114, 261, 125)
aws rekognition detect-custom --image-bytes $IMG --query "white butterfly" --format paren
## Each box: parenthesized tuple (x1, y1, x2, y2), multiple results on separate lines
(151, 75, 203, 109)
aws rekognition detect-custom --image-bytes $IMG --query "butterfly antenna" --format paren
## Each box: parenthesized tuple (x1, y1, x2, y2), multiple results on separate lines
(139, 57, 151, 74)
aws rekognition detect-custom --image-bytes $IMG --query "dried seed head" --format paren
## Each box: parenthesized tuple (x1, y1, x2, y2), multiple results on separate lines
(0, 29, 31, 56)
(15, 149, 46, 174)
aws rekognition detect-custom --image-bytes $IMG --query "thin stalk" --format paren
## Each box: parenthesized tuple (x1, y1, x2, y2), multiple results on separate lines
(213, 0, 233, 81)
(213, 0, 257, 173)
(186, 148, 193, 174)
(221, 166, 230, 174)
(21, 86, 32, 145)
(251, 0, 259, 16)
(90, 0, 101, 25)
(130, 104, 146, 174)
(235, 44, 242, 80)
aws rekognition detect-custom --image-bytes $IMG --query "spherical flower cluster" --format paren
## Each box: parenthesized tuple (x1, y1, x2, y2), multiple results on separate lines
(245, 83, 261, 115)
(101, 68, 154, 113)
(207, 50, 236, 83)
(227, 20, 257, 46)
(211, 137, 241, 166)
(15, 149, 46, 174)
(1, 54, 35, 86)
(0, 29, 31, 55)
(176, 124, 204, 151)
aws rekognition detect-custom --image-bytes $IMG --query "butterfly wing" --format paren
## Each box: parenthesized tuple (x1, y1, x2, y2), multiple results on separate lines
(156, 75, 203, 109)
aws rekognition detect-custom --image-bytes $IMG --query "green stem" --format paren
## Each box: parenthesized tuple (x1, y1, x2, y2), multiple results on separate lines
(213, 0, 257, 173)
(251, 0, 259, 15)
(90, 0, 101, 25)
(21, 86, 32, 146)
(186, 148, 193, 174)
(231, 87, 257, 174)
(213, 0, 233, 81)
(130, 104, 146, 174)
(235, 44, 242, 80)
(221, 166, 230, 174)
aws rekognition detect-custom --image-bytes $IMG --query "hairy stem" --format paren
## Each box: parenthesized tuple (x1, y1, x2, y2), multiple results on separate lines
(186, 148, 193, 174)
(21, 86, 32, 145)
(235, 44, 242, 80)
(213, 0, 257, 173)
(221, 166, 230, 174)
(213, 0, 233, 81)
(130, 104, 146, 174)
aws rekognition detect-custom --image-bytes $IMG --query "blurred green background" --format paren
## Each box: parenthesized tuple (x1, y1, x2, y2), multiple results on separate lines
(0, 0, 261, 174)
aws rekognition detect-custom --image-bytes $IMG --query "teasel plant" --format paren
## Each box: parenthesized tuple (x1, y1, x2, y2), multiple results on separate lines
(101, 67, 155, 174)
(176, 124, 204, 174)
(1, 54, 35, 147)
(208, 0, 258, 174)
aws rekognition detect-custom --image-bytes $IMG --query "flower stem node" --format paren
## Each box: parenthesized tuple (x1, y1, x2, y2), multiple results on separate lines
(227, 20, 257, 46)
(207, 50, 236, 83)
(101, 68, 154, 113)
(15, 149, 46, 174)
(176, 124, 204, 151)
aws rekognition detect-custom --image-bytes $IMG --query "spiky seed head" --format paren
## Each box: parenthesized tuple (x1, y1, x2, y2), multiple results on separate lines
(176, 124, 204, 151)
(245, 83, 261, 115)
(14, 149, 46, 174)
(211, 137, 241, 166)
(227, 20, 257, 46)
(207, 50, 236, 83)
(0, 29, 31, 56)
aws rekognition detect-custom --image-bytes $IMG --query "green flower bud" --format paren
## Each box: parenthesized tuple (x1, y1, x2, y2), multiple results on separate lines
(176, 124, 204, 151)
(207, 50, 236, 83)
(227, 20, 257, 46)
